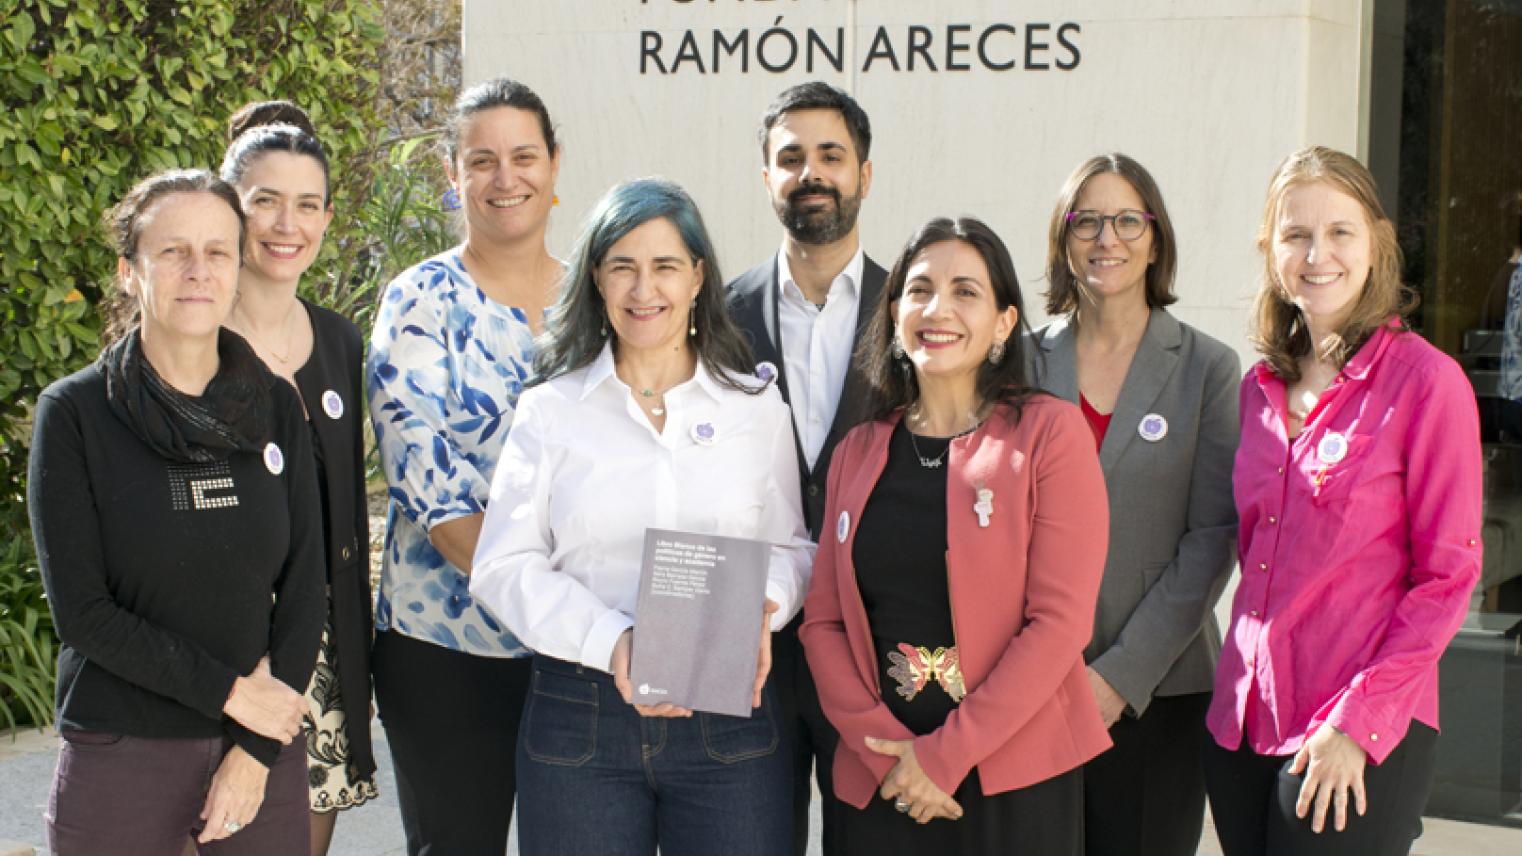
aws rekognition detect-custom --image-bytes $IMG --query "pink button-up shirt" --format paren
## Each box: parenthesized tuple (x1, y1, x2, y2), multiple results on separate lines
(1207, 322, 1482, 764)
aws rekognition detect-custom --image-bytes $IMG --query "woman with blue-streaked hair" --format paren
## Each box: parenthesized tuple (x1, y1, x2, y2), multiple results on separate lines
(470, 177, 815, 856)
(365, 77, 562, 854)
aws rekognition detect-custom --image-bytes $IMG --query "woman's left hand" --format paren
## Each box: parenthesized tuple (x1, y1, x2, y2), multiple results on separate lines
(1086, 667, 1127, 728)
(752, 599, 780, 708)
(866, 737, 963, 824)
(197, 745, 269, 843)
(1290, 725, 1368, 833)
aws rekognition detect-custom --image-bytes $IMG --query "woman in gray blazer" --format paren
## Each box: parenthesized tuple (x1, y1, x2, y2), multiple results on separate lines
(1026, 154, 1240, 856)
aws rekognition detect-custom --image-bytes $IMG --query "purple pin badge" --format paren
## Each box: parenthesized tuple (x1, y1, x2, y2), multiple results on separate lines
(1138, 413, 1168, 443)
(691, 421, 717, 446)
(321, 389, 344, 420)
(263, 442, 285, 475)
(755, 361, 778, 386)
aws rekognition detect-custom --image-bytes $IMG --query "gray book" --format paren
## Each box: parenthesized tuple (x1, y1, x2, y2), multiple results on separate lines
(630, 528, 769, 718)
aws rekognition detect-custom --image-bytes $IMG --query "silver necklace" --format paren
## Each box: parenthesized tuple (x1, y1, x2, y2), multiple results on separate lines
(908, 431, 950, 469)
(906, 406, 986, 469)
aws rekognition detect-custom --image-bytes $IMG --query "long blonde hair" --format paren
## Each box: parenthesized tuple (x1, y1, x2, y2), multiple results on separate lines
(1250, 146, 1416, 381)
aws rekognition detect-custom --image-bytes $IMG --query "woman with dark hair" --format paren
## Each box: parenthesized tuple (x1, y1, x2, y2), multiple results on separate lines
(1026, 154, 1240, 856)
(366, 76, 562, 853)
(28, 169, 324, 853)
(1204, 147, 1481, 855)
(799, 216, 1111, 854)
(469, 177, 815, 856)
(227, 99, 317, 141)
(219, 102, 377, 855)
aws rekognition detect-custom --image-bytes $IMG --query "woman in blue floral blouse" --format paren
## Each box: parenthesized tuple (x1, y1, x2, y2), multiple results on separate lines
(366, 77, 563, 855)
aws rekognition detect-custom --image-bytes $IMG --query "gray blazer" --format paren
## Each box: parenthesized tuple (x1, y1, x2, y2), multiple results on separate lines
(1025, 309, 1240, 714)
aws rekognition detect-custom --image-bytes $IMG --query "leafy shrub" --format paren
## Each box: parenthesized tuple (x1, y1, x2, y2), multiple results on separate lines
(0, 0, 421, 726)
(0, 538, 54, 731)
(0, 0, 389, 536)
(307, 135, 456, 334)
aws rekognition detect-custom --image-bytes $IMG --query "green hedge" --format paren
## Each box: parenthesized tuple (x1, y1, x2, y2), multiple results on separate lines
(0, 0, 429, 728)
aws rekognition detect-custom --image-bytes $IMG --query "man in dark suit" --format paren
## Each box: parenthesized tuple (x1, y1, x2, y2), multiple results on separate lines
(726, 81, 885, 856)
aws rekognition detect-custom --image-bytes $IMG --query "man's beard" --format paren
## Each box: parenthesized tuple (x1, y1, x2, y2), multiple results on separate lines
(776, 182, 862, 245)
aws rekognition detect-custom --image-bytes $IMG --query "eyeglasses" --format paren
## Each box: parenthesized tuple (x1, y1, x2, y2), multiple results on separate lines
(1066, 209, 1155, 241)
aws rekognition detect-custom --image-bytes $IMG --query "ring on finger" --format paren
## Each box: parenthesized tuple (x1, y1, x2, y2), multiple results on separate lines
(894, 799, 911, 814)
(224, 821, 241, 834)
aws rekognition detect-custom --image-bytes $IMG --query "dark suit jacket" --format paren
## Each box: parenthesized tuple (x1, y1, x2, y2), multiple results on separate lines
(725, 254, 887, 538)
(294, 300, 376, 779)
(1025, 309, 1240, 714)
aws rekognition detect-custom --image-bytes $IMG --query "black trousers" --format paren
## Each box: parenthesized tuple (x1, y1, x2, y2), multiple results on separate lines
(1084, 692, 1211, 856)
(771, 613, 844, 856)
(1202, 721, 1438, 856)
(372, 629, 533, 856)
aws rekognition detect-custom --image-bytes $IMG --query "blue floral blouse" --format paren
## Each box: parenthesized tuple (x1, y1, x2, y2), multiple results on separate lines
(367, 246, 537, 657)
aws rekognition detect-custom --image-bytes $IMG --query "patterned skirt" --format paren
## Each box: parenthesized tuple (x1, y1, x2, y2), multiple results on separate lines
(303, 623, 380, 813)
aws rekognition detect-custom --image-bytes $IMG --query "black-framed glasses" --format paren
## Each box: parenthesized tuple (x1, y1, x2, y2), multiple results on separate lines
(1066, 209, 1155, 241)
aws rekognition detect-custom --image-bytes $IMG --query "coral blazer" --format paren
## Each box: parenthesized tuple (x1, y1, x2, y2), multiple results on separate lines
(800, 398, 1112, 806)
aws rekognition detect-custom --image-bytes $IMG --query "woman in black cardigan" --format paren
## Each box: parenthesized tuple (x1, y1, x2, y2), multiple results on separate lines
(219, 101, 377, 855)
(29, 169, 325, 853)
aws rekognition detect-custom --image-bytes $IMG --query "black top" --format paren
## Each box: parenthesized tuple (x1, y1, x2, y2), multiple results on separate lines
(291, 299, 376, 777)
(28, 361, 325, 766)
(853, 422, 958, 735)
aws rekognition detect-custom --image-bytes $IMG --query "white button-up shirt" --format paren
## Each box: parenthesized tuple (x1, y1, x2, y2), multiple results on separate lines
(776, 247, 864, 469)
(469, 345, 816, 673)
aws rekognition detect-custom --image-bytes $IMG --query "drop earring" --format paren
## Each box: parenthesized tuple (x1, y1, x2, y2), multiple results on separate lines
(988, 339, 1006, 365)
(891, 335, 906, 360)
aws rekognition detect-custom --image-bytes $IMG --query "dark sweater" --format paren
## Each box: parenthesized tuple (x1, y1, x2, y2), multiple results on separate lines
(293, 300, 376, 778)
(27, 360, 325, 766)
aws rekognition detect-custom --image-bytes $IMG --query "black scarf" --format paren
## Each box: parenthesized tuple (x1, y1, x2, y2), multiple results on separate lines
(101, 328, 275, 463)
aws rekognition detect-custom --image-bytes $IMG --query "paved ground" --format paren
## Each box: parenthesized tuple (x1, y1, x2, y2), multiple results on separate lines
(4, 723, 1518, 855)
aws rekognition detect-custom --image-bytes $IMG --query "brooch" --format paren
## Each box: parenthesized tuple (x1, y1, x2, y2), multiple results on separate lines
(973, 486, 994, 528)
(887, 643, 966, 702)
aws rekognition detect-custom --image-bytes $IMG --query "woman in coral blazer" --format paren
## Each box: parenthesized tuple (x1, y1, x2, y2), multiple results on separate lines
(800, 216, 1111, 855)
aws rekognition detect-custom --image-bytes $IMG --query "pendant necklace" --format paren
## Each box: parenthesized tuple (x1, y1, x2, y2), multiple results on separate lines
(908, 431, 950, 469)
(639, 387, 666, 417)
(234, 300, 298, 365)
(906, 405, 986, 470)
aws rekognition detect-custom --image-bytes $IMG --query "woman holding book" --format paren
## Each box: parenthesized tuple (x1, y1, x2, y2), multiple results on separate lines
(800, 216, 1111, 855)
(469, 177, 815, 856)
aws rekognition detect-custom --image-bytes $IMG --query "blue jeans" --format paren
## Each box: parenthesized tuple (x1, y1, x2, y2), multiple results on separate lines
(516, 655, 791, 856)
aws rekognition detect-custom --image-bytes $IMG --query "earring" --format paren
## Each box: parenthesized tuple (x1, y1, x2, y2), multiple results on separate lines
(601, 317, 608, 337)
(553, 194, 560, 206)
(891, 336, 906, 360)
(689, 309, 697, 338)
(988, 339, 1006, 365)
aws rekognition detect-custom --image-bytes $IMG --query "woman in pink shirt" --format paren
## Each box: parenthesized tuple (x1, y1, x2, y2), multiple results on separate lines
(1204, 147, 1482, 855)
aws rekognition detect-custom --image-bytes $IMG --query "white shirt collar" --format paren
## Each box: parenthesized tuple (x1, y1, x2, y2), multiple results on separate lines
(579, 342, 730, 404)
(776, 246, 865, 307)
